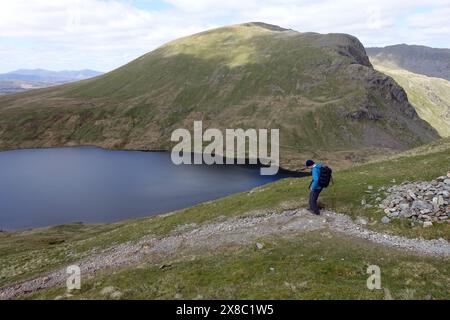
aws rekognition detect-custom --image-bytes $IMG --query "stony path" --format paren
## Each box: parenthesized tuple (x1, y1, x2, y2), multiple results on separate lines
(1, 209, 450, 299)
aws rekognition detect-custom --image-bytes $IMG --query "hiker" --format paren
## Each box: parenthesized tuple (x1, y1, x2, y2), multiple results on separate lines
(306, 160, 332, 215)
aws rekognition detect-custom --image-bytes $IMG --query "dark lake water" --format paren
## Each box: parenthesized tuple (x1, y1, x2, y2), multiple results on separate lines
(0, 147, 298, 230)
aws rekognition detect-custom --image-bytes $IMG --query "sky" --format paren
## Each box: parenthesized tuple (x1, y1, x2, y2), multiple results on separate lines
(0, 0, 449, 73)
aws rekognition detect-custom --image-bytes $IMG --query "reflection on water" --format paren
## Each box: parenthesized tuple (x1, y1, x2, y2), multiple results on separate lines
(0, 147, 299, 230)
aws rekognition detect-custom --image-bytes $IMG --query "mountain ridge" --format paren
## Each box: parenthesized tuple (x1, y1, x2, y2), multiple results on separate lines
(0, 23, 439, 169)
(367, 44, 450, 81)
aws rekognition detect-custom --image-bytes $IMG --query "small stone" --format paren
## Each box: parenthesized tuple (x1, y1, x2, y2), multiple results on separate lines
(174, 293, 183, 299)
(100, 286, 116, 296)
(423, 221, 433, 228)
(256, 242, 264, 250)
(110, 291, 123, 300)
(400, 209, 413, 218)
(444, 179, 450, 185)
(387, 211, 398, 218)
(384, 288, 394, 300)
(381, 216, 390, 224)
(367, 185, 373, 190)
(356, 217, 368, 225)
(424, 293, 433, 300)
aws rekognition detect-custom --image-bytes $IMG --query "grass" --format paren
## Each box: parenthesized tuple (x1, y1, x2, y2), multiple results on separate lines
(1, 138, 449, 297)
(29, 232, 450, 300)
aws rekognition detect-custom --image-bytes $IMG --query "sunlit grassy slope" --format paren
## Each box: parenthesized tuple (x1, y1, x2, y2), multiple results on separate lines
(373, 64, 450, 137)
(1, 138, 449, 299)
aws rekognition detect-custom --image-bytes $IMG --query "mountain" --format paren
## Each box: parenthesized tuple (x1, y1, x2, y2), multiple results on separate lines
(0, 22, 439, 168)
(368, 44, 450, 138)
(0, 69, 103, 94)
(372, 64, 450, 137)
(367, 44, 450, 81)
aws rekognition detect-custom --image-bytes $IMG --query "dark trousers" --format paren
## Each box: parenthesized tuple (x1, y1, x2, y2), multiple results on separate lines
(309, 189, 322, 214)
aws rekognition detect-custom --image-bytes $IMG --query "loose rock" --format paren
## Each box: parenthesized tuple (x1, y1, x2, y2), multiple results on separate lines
(255, 242, 265, 250)
(377, 175, 450, 225)
(423, 221, 433, 228)
(100, 286, 117, 296)
(381, 216, 390, 224)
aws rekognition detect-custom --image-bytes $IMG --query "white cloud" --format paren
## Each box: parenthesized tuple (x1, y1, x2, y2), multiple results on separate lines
(0, 0, 449, 72)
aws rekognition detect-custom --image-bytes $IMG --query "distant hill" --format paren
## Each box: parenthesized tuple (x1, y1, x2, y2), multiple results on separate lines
(367, 44, 450, 81)
(373, 64, 450, 137)
(0, 23, 439, 168)
(0, 69, 103, 94)
(0, 69, 103, 82)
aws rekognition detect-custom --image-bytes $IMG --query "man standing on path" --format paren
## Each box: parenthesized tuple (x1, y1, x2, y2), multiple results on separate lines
(306, 160, 322, 215)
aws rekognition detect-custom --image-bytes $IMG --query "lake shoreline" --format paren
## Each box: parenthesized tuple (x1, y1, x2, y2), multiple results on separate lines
(0, 144, 307, 175)
(0, 147, 302, 232)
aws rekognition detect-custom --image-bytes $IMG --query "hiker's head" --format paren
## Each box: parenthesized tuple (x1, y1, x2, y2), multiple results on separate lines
(305, 160, 315, 169)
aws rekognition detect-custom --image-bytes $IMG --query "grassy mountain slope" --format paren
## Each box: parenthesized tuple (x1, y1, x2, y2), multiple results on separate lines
(372, 64, 450, 137)
(0, 23, 438, 168)
(1, 138, 449, 299)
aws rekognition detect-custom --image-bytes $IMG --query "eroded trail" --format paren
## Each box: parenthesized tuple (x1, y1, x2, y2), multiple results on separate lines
(1, 209, 449, 299)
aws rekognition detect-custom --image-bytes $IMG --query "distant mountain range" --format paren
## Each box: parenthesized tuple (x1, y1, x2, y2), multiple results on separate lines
(0, 69, 103, 94)
(367, 44, 450, 81)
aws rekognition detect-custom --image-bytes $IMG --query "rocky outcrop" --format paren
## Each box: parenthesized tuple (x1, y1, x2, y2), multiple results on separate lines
(378, 173, 450, 226)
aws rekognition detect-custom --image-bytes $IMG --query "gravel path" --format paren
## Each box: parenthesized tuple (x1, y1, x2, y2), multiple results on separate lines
(1, 209, 449, 299)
